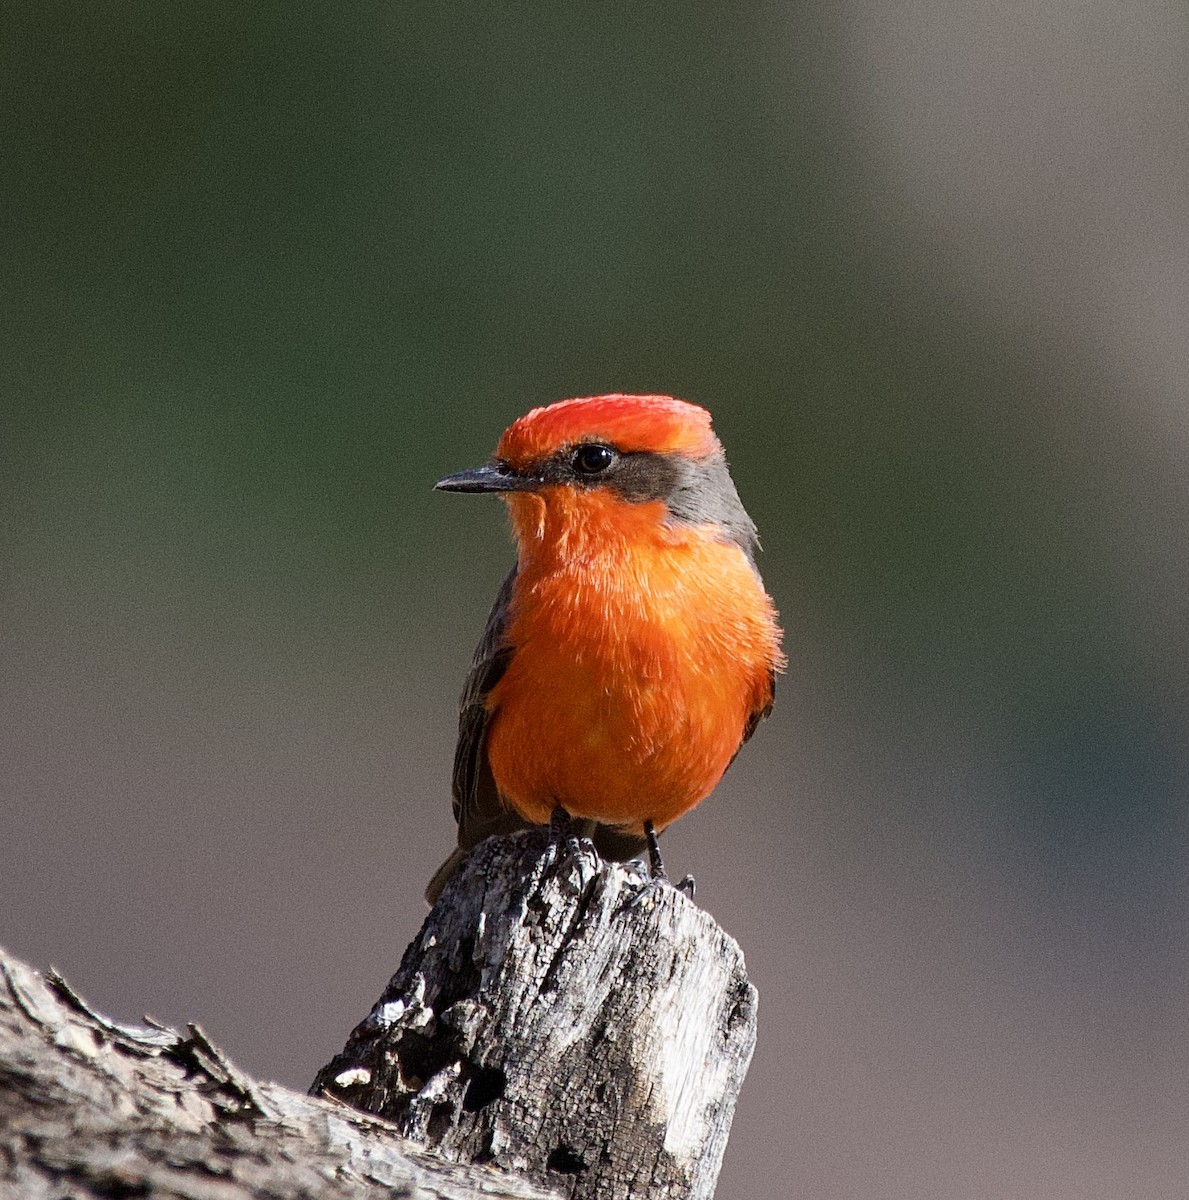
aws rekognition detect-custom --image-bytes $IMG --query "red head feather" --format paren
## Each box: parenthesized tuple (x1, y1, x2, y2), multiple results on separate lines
(496, 394, 719, 469)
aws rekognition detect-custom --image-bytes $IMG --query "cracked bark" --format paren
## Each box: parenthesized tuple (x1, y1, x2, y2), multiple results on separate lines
(313, 831, 758, 1200)
(1, 831, 756, 1200)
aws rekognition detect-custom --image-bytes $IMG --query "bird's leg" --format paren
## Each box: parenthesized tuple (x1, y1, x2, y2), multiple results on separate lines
(626, 822, 695, 906)
(644, 821, 696, 895)
(548, 805, 573, 843)
(644, 820, 666, 879)
(547, 804, 591, 868)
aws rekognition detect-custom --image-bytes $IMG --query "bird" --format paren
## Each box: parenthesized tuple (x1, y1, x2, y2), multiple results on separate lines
(425, 393, 784, 903)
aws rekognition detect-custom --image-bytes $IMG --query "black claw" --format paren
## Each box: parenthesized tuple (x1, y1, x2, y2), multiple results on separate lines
(676, 874, 696, 899)
(623, 873, 664, 910)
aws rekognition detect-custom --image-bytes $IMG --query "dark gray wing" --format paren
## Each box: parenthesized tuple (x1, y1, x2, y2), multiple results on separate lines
(451, 565, 525, 851)
(727, 666, 776, 775)
(742, 666, 776, 744)
(428, 566, 527, 902)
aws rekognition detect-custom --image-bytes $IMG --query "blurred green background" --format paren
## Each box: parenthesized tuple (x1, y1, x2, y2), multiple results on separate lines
(4, 4, 1187, 1197)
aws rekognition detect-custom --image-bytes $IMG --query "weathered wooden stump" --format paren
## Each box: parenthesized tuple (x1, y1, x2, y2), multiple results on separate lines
(0, 830, 757, 1200)
(312, 831, 758, 1200)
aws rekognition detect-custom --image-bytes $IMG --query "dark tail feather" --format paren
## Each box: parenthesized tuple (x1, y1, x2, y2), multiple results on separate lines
(425, 847, 469, 905)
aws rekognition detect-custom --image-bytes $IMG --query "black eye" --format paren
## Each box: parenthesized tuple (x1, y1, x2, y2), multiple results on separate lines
(572, 444, 617, 475)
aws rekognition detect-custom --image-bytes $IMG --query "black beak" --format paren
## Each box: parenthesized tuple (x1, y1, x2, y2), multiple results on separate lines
(434, 462, 541, 494)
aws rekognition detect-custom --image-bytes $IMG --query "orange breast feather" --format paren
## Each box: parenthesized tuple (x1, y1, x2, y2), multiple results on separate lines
(485, 489, 780, 831)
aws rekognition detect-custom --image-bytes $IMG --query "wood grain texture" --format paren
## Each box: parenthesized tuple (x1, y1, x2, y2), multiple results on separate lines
(0, 945, 551, 1200)
(313, 831, 758, 1200)
(0, 832, 756, 1200)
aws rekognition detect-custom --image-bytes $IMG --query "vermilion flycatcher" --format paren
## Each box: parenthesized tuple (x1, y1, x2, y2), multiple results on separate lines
(426, 394, 784, 902)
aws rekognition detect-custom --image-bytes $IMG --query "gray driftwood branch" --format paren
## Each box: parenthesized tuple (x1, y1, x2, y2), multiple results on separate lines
(0, 944, 550, 1200)
(313, 831, 758, 1200)
(1, 831, 757, 1200)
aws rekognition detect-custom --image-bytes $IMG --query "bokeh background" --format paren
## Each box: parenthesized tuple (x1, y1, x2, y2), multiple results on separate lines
(4, 4, 1188, 1197)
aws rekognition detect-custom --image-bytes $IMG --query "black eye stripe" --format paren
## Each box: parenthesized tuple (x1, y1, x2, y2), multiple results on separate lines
(530, 447, 759, 561)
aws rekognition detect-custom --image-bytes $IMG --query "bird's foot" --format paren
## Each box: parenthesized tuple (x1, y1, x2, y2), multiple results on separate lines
(621, 822, 695, 908)
(622, 870, 697, 909)
(547, 804, 587, 857)
(545, 805, 596, 888)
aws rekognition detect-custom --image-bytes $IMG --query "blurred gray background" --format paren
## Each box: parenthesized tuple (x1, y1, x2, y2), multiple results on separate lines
(4, 3, 1188, 1197)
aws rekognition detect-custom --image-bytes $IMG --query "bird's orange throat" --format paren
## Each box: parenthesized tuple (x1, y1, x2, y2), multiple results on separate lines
(487, 487, 782, 832)
(503, 486, 671, 562)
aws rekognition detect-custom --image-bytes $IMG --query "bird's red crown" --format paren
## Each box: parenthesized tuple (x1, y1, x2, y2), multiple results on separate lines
(497, 394, 719, 469)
